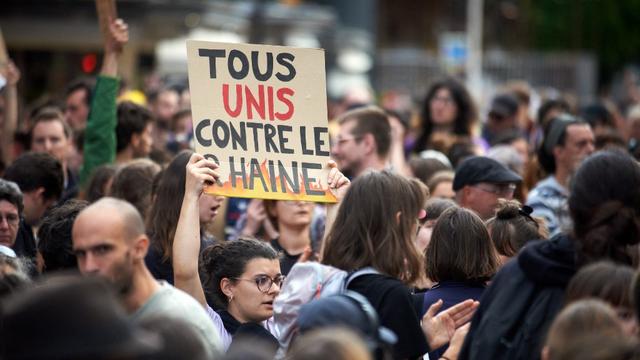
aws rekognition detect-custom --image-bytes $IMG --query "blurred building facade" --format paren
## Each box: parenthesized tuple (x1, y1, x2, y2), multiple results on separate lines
(2, 0, 596, 105)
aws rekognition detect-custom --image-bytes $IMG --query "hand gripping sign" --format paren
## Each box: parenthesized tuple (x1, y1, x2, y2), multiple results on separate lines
(186, 40, 336, 203)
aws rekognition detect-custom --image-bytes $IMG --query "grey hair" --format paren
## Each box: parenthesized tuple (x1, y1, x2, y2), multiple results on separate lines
(0, 179, 23, 214)
(0, 253, 33, 297)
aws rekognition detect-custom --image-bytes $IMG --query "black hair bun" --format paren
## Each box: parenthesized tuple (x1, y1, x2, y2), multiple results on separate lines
(495, 200, 521, 220)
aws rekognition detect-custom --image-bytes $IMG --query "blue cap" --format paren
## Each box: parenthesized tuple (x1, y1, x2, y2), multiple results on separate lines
(297, 291, 397, 351)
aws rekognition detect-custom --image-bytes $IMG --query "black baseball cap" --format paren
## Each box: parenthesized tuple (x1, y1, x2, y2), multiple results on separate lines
(489, 94, 519, 119)
(453, 156, 522, 191)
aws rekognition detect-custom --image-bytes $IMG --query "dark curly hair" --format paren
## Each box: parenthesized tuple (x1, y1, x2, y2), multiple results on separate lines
(37, 200, 88, 273)
(200, 238, 279, 309)
(414, 78, 478, 154)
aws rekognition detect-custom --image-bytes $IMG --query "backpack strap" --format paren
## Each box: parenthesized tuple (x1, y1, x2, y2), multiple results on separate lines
(343, 266, 380, 290)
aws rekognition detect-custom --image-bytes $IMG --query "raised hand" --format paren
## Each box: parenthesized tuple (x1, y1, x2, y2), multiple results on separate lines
(101, 18, 129, 76)
(422, 299, 478, 350)
(105, 18, 129, 55)
(242, 199, 268, 236)
(440, 323, 471, 360)
(327, 160, 350, 201)
(3, 60, 20, 87)
(185, 153, 220, 198)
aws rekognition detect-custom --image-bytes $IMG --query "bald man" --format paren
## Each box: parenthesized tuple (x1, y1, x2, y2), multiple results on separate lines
(72, 197, 222, 356)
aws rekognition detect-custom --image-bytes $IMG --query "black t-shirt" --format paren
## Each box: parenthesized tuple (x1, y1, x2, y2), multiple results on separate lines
(218, 310, 279, 354)
(348, 273, 430, 360)
(13, 219, 36, 259)
(270, 238, 301, 276)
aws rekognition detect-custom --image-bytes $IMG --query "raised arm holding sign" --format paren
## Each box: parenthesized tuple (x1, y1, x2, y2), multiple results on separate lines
(186, 41, 336, 203)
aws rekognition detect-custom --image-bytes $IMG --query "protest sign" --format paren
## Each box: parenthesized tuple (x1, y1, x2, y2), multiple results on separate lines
(186, 40, 336, 202)
(95, 0, 118, 43)
(0, 27, 8, 65)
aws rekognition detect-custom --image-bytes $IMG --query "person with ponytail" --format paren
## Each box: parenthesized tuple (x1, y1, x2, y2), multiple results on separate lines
(171, 153, 279, 352)
(486, 199, 549, 266)
(199, 238, 282, 352)
(460, 150, 640, 360)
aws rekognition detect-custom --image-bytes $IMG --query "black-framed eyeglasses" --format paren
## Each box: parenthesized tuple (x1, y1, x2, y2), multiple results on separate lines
(234, 274, 285, 293)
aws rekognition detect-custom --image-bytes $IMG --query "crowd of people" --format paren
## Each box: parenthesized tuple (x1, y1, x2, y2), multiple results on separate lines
(2, 15, 640, 360)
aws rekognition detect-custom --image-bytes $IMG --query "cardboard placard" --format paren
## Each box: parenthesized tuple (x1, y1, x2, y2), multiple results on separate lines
(186, 40, 335, 202)
(0, 27, 8, 65)
(95, 0, 118, 43)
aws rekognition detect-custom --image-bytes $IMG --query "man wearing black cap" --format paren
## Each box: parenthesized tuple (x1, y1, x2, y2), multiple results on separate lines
(527, 114, 594, 235)
(453, 156, 522, 220)
(482, 93, 520, 146)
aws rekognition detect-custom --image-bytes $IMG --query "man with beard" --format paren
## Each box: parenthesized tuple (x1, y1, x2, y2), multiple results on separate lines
(72, 197, 222, 356)
(527, 114, 595, 236)
(331, 106, 391, 179)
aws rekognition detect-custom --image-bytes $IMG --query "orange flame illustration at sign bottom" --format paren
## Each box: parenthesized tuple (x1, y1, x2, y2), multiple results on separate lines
(203, 159, 337, 203)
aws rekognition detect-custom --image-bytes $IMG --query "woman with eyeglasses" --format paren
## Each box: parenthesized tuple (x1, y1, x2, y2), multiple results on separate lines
(173, 153, 350, 352)
(200, 238, 283, 352)
(171, 153, 282, 352)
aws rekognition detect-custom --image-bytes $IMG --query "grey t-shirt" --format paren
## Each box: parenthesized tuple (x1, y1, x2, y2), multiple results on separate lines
(131, 281, 223, 357)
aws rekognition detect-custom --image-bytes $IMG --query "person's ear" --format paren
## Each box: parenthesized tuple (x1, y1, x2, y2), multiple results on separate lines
(220, 278, 235, 300)
(395, 211, 402, 225)
(35, 187, 57, 210)
(541, 345, 550, 360)
(34, 187, 46, 203)
(460, 186, 472, 205)
(265, 201, 277, 218)
(130, 133, 141, 148)
(132, 235, 150, 259)
(552, 145, 564, 161)
(361, 133, 376, 154)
